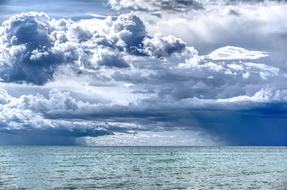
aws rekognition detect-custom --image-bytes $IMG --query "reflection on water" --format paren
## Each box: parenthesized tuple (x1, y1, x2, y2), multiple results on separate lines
(0, 146, 287, 189)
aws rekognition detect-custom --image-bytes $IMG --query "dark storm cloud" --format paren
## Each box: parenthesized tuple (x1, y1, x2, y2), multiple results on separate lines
(0, 88, 144, 145)
(183, 104, 287, 146)
(0, 0, 287, 146)
(20, 92, 287, 146)
(0, 128, 111, 145)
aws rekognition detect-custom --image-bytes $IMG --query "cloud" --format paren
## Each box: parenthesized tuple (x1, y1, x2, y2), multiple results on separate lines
(2, 12, 52, 47)
(206, 46, 269, 61)
(143, 33, 186, 57)
(1, 81, 287, 146)
(1, 5, 287, 146)
(0, 12, 134, 84)
(108, 13, 147, 53)
(94, 48, 129, 68)
(140, 0, 287, 63)
(0, 88, 137, 145)
(0, 12, 189, 85)
(0, 12, 62, 85)
(109, 0, 203, 12)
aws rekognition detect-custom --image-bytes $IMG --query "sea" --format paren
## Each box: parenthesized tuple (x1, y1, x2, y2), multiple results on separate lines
(0, 146, 286, 190)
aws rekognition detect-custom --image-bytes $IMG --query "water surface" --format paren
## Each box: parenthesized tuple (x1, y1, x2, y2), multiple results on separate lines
(0, 146, 287, 189)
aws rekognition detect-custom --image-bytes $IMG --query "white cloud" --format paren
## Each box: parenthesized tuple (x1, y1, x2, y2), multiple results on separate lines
(0, 12, 192, 85)
(140, 1, 287, 61)
(0, 12, 133, 84)
(143, 33, 186, 57)
(1, 2, 287, 145)
(206, 46, 269, 61)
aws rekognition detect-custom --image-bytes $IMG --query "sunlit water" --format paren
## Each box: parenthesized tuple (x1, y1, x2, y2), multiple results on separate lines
(0, 147, 287, 189)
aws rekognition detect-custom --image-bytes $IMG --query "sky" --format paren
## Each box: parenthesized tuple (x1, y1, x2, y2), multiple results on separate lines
(0, 0, 287, 146)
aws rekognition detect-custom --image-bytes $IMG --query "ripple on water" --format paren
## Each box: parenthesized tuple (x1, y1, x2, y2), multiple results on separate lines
(0, 147, 286, 190)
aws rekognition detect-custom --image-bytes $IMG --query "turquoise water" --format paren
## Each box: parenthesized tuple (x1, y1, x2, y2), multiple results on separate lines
(0, 147, 287, 190)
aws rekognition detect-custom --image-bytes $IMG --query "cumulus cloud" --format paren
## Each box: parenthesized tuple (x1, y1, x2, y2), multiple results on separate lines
(0, 12, 137, 85)
(0, 12, 62, 84)
(143, 33, 186, 57)
(0, 88, 140, 145)
(1, 1, 287, 146)
(0, 12, 189, 85)
(94, 48, 129, 68)
(2, 12, 52, 47)
(107, 13, 147, 53)
(2, 83, 285, 146)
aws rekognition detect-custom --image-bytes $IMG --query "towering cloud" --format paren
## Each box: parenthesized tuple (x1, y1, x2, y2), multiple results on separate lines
(0, 0, 287, 145)
(109, 13, 146, 53)
(0, 12, 188, 85)
(0, 12, 61, 84)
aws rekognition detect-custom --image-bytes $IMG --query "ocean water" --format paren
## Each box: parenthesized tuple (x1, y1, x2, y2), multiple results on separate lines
(0, 147, 286, 190)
